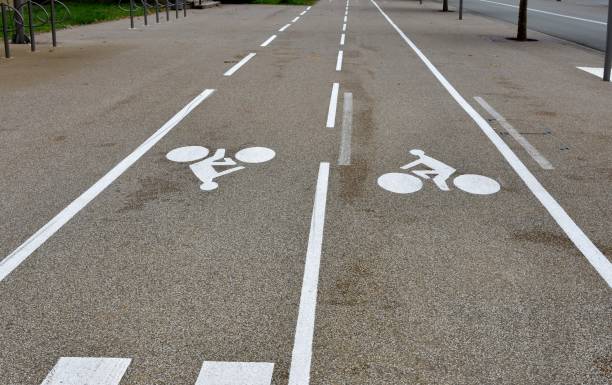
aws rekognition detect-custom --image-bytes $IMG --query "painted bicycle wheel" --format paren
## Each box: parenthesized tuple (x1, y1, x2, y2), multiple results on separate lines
(377, 173, 423, 194)
(453, 174, 500, 195)
(235, 147, 276, 164)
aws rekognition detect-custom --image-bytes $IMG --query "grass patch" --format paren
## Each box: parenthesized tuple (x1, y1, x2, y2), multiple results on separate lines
(1, 0, 152, 34)
(0, 0, 314, 37)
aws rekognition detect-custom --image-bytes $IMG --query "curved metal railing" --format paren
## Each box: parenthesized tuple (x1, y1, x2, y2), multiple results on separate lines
(1, 0, 71, 57)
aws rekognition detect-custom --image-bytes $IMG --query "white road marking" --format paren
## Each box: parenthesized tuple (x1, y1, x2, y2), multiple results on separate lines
(345, 10, 348, 15)
(287, 162, 330, 385)
(260, 35, 277, 47)
(292, 16, 300, 22)
(306, 6, 312, 10)
(478, 0, 607, 25)
(167, 146, 275, 191)
(326, 83, 340, 128)
(300, 10, 307, 15)
(340, 33, 345, 45)
(40, 357, 131, 385)
(577, 66, 607, 79)
(195, 362, 274, 385)
(0, 89, 215, 283)
(344, 15, 348, 22)
(370, 0, 612, 287)
(279, 23, 291, 32)
(235, 147, 276, 163)
(338, 93, 353, 165)
(342, 23, 347, 31)
(336, 50, 344, 71)
(224, 53, 256, 77)
(474, 97, 554, 170)
(379, 149, 501, 195)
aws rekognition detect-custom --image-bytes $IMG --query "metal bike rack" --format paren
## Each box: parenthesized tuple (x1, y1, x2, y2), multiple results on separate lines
(1, 0, 69, 58)
(120, 0, 190, 29)
(1, 3, 11, 58)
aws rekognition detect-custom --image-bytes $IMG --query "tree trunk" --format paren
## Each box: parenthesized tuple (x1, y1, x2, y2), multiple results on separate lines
(443, 0, 449, 11)
(517, 0, 528, 41)
(12, 0, 27, 44)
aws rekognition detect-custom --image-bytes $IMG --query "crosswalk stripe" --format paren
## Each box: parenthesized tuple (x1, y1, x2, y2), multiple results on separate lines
(194, 361, 274, 385)
(40, 357, 131, 385)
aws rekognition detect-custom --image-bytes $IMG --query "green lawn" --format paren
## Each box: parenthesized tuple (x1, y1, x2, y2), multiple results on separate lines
(2, 1, 152, 34)
(1, 0, 314, 36)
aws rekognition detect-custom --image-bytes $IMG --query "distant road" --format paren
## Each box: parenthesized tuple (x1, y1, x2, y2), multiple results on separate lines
(452, 0, 608, 50)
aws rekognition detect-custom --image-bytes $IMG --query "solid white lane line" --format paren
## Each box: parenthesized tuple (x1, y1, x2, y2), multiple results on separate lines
(474, 97, 553, 170)
(340, 33, 345, 45)
(370, 0, 612, 287)
(338, 93, 353, 165)
(224, 53, 256, 77)
(260, 35, 277, 47)
(478, 0, 606, 25)
(336, 50, 344, 71)
(279, 23, 291, 32)
(292, 16, 300, 22)
(326, 83, 340, 128)
(287, 162, 330, 385)
(195, 362, 274, 385)
(342, 23, 347, 31)
(0, 89, 215, 283)
(41, 357, 131, 385)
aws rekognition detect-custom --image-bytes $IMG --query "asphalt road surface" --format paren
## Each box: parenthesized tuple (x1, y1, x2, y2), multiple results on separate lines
(0, 0, 611, 384)
(449, 0, 608, 50)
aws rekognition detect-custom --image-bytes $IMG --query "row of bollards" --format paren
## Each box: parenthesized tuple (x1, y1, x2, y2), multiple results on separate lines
(129, 0, 188, 30)
(1, 0, 59, 59)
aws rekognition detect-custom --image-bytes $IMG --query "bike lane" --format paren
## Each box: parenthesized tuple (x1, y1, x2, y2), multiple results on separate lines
(310, 0, 611, 383)
(0, 2, 346, 385)
(0, 3, 308, 261)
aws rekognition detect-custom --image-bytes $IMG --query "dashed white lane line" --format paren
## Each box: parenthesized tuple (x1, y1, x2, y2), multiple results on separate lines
(478, 0, 607, 25)
(336, 50, 344, 71)
(279, 23, 291, 32)
(370, 0, 612, 287)
(307, 6, 312, 10)
(326, 83, 340, 128)
(41, 357, 132, 385)
(342, 23, 347, 31)
(224, 53, 256, 76)
(0, 89, 215, 283)
(260, 35, 277, 47)
(292, 16, 300, 22)
(340, 33, 345, 45)
(338, 93, 353, 166)
(287, 162, 330, 385)
(300, 10, 307, 15)
(344, 15, 348, 22)
(475, 97, 554, 170)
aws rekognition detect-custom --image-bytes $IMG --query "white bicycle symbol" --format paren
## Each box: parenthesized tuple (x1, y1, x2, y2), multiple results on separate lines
(167, 145, 275, 191)
(377, 149, 501, 195)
